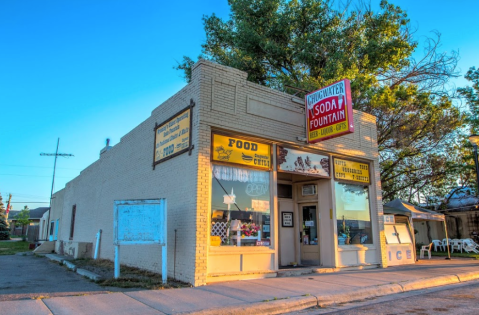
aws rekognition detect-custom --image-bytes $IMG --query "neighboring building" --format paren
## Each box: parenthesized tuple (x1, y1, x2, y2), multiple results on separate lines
(49, 60, 386, 286)
(438, 187, 479, 240)
(8, 207, 49, 240)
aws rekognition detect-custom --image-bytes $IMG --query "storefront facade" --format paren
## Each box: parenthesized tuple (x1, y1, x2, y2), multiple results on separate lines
(50, 60, 387, 286)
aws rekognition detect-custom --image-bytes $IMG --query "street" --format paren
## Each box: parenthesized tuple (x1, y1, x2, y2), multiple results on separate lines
(290, 280, 479, 315)
(0, 254, 109, 301)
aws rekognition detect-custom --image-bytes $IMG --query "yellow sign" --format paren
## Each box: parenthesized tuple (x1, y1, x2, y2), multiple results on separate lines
(334, 158, 370, 183)
(212, 134, 271, 169)
(155, 108, 191, 163)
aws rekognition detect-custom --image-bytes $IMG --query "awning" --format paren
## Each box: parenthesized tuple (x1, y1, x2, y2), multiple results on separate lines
(384, 199, 445, 221)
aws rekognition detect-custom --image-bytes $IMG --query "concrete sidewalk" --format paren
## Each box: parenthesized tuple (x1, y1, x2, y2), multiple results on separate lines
(2, 257, 479, 315)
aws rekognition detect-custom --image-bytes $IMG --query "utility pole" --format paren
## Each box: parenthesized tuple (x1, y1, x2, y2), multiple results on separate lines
(40, 138, 74, 240)
(5, 194, 12, 221)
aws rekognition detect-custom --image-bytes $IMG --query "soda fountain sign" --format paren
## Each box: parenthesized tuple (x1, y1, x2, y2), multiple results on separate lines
(305, 79, 354, 143)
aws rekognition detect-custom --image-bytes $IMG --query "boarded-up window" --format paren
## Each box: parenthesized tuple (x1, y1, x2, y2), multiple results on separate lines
(70, 205, 76, 240)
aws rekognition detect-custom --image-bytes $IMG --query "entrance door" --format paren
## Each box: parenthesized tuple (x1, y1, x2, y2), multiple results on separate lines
(300, 204, 320, 265)
(54, 219, 59, 241)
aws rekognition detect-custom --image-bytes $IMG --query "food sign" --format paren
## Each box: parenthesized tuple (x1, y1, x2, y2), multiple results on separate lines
(212, 134, 271, 170)
(153, 102, 194, 167)
(306, 79, 354, 143)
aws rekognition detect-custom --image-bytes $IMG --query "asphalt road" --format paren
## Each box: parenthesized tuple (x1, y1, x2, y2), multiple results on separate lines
(0, 254, 108, 301)
(290, 280, 479, 315)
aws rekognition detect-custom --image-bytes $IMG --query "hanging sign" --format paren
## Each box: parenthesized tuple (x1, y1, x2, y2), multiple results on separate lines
(305, 79, 354, 143)
(153, 100, 194, 168)
(333, 158, 370, 184)
(212, 134, 271, 170)
(277, 146, 330, 177)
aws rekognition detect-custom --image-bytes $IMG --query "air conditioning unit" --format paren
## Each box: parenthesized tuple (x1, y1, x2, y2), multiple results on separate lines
(302, 184, 317, 196)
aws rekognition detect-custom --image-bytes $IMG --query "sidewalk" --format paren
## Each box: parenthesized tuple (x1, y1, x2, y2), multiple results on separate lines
(2, 257, 479, 315)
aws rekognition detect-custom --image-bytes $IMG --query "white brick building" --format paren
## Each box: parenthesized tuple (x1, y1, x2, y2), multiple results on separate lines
(48, 60, 387, 286)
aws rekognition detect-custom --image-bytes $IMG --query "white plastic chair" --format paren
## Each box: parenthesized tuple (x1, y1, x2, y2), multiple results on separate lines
(465, 238, 479, 250)
(462, 239, 479, 253)
(442, 238, 452, 249)
(432, 240, 443, 251)
(420, 243, 433, 259)
(451, 239, 462, 253)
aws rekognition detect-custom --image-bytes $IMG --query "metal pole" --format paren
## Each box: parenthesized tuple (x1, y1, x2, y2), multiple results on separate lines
(409, 217, 417, 261)
(114, 245, 120, 278)
(444, 220, 451, 260)
(473, 144, 479, 194)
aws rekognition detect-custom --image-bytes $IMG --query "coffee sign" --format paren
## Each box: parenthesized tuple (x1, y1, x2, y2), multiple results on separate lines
(212, 134, 271, 170)
(306, 79, 354, 143)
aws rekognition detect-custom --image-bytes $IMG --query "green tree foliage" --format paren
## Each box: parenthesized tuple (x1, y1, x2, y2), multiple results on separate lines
(450, 66, 479, 195)
(15, 206, 32, 231)
(0, 194, 11, 240)
(459, 67, 479, 133)
(176, 0, 464, 202)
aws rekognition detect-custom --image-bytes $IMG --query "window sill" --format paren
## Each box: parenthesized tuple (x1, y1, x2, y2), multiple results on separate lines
(209, 245, 275, 255)
(337, 244, 376, 251)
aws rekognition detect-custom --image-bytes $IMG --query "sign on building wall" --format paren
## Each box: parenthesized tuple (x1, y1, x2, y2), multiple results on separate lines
(333, 158, 370, 184)
(384, 215, 395, 224)
(211, 134, 271, 170)
(305, 79, 354, 143)
(153, 100, 195, 168)
(113, 198, 168, 283)
(114, 199, 166, 245)
(277, 146, 330, 177)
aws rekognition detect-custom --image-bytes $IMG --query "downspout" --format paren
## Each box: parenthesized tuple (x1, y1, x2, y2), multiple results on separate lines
(94, 229, 102, 260)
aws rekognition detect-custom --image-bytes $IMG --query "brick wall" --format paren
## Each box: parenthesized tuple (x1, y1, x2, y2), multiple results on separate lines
(192, 60, 386, 274)
(53, 59, 386, 287)
(55, 78, 202, 285)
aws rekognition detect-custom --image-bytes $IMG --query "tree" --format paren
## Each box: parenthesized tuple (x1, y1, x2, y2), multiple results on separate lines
(15, 206, 32, 240)
(453, 66, 479, 195)
(0, 194, 10, 240)
(459, 67, 479, 133)
(176, 0, 464, 202)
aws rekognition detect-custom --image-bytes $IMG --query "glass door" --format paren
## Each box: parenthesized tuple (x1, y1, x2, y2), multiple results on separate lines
(300, 204, 320, 265)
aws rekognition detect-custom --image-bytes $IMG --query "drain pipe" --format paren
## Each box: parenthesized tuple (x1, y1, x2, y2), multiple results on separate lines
(94, 229, 102, 260)
(174, 229, 177, 280)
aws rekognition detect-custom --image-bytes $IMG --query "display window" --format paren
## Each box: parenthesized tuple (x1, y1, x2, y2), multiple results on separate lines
(335, 182, 373, 245)
(210, 164, 271, 247)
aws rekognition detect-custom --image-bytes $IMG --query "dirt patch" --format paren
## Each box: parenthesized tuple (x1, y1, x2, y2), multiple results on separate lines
(72, 258, 191, 289)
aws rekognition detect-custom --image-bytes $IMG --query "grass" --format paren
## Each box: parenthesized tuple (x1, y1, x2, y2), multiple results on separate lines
(73, 258, 192, 289)
(417, 250, 479, 259)
(0, 240, 32, 255)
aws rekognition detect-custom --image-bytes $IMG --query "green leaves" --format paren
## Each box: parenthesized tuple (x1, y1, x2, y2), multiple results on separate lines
(176, 0, 465, 202)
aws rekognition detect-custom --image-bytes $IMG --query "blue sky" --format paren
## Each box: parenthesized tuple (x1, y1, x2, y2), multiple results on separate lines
(1, 0, 478, 211)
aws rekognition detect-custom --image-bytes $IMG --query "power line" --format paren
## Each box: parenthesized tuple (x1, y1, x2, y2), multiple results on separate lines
(0, 164, 81, 170)
(0, 174, 73, 178)
(10, 201, 49, 203)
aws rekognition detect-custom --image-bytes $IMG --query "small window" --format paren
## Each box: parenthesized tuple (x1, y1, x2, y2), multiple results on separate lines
(70, 205, 76, 240)
(49, 221, 54, 235)
(278, 184, 292, 199)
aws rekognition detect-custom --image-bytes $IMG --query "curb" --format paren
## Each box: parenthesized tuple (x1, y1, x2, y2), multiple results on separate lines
(45, 254, 64, 263)
(186, 296, 318, 315)
(187, 271, 479, 315)
(317, 283, 403, 307)
(63, 260, 77, 271)
(45, 255, 102, 281)
(76, 268, 103, 281)
(399, 275, 460, 292)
